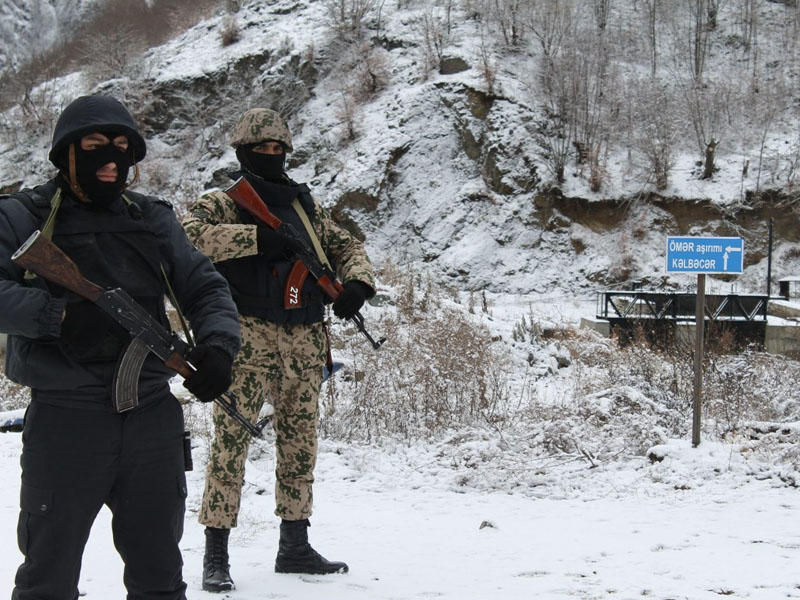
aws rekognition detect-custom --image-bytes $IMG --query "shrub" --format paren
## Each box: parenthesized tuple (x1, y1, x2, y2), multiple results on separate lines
(219, 16, 241, 47)
(321, 265, 510, 441)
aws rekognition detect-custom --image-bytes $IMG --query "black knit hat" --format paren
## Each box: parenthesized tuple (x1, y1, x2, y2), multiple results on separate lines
(49, 95, 146, 166)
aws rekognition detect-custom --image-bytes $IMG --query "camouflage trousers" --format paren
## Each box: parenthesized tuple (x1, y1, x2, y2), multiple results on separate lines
(199, 315, 327, 528)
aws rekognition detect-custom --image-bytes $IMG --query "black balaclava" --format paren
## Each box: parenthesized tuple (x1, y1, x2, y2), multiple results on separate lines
(236, 143, 286, 182)
(69, 138, 132, 206)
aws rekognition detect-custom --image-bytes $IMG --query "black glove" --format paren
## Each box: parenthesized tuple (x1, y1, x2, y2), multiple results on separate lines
(183, 345, 233, 402)
(257, 226, 304, 260)
(332, 281, 371, 320)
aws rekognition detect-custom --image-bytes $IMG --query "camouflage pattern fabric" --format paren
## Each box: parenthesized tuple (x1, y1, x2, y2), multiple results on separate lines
(200, 316, 326, 526)
(228, 108, 294, 152)
(182, 187, 375, 526)
(182, 189, 375, 288)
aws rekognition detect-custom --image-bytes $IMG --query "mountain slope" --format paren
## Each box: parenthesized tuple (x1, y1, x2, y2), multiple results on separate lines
(1, 0, 799, 296)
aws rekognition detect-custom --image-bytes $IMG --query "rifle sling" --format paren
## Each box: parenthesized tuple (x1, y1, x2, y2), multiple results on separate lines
(280, 198, 333, 309)
(24, 188, 62, 280)
(290, 198, 334, 372)
(291, 198, 331, 271)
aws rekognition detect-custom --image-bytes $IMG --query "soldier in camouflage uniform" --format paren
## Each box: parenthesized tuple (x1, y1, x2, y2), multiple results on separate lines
(182, 108, 375, 592)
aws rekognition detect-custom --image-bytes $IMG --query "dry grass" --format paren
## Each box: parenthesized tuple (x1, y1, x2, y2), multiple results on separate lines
(322, 264, 510, 441)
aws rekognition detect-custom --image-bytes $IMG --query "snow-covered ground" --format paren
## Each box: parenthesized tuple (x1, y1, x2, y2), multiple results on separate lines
(1, 1, 800, 598)
(0, 426, 798, 599)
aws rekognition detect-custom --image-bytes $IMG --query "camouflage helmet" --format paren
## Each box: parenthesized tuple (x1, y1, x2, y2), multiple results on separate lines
(229, 108, 293, 152)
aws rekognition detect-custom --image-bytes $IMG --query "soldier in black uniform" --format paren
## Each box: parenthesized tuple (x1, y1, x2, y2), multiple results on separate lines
(0, 95, 241, 600)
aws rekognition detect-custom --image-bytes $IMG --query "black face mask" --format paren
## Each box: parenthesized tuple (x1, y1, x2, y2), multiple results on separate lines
(237, 146, 286, 182)
(73, 143, 131, 206)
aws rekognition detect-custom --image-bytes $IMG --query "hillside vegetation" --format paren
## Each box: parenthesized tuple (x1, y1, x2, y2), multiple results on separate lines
(1, 1, 800, 297)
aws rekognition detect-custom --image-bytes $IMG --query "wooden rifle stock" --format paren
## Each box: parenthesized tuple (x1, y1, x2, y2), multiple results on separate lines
(224, 177, 343, 299)
(12, 230, 104, 303)
(13, 230, 194, 376)
(224, 179, 282, 230)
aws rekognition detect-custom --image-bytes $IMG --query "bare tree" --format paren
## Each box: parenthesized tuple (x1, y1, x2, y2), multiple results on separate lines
(740, 0, 760, 90)
(79, 24, 140, 80)
(749, 82, 789, 193)
(460, 0, 483, 20)
(782, 1, 800, 85)
(560, 32, 618, 191)
(689, 0, 709, 81)
(534, 40, 578, 184)
(785, 133, 800, 190)
(534, 104, 574, 185)
(18, 70, 60, 135)
(592, 0, 612, 31)
(642, 0, 660, 77)
(705, 0, 728, 30)
(680, 78, 735, 179)
(335, 90, 360, 141)
(326, 0, 376, 39)
(352, 42, 391, 100)
(490, 0, 527, 48)
(739, 0, 758, 52)
(479, 28, 497, 95)
(417, 5, 451, 77)
(631, 79, 679, 190)
(663, 1, 709, 83)
(536, 30, 617, 190)
(527, 0, 575, 60)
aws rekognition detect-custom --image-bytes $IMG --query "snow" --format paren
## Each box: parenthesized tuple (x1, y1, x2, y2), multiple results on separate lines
(1, 1, 800, 598)
(0, 419, 799, 599)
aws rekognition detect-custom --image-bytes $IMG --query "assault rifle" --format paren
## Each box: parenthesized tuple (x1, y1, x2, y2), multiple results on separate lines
(224, 177, 386, 350)
(11, 230, 268, 438)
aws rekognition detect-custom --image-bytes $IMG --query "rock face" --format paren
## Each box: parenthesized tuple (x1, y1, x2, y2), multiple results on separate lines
(132, 50, 314, 137)
(0, 0, 94, 73)
(439, 56, 470, 75)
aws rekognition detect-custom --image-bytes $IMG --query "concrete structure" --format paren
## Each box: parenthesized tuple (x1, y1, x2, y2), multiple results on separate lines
(779, 277, 800, 300)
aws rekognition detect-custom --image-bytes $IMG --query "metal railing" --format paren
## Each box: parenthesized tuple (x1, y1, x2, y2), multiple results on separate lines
(596, 291, 768, 322)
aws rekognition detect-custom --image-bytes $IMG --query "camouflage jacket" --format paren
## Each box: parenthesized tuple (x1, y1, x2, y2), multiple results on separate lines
(182, 181, 375, 322)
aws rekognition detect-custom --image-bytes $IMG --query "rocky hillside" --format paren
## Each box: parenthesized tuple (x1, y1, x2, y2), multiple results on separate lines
(0, 0, 97, 74)
(1, 0, 800, 298)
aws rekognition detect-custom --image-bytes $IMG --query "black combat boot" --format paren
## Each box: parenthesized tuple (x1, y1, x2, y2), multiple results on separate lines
(274, 519, 349, 574)
(202, 527, 235, 592)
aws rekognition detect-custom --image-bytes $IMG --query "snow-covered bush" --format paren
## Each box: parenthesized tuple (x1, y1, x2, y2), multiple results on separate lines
(705, 350, 800, 435)
(0, 352, 30, 411)
(322, 264, 511, 441)
(325, 0, 376, 40)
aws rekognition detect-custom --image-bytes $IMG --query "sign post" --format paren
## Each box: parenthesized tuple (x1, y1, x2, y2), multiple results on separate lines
(666, 236, 744, 447)
(692, 274, 705, 447)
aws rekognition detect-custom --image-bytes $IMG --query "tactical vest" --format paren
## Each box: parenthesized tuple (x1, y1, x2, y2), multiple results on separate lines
(8, 183, 170, 365)
(214, 188, 328, 325)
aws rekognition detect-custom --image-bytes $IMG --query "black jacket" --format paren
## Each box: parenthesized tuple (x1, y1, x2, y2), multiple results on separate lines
(0, 179, 241, 410)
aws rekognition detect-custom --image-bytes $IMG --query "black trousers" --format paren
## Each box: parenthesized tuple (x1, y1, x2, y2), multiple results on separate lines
(11, 394, 188, 600)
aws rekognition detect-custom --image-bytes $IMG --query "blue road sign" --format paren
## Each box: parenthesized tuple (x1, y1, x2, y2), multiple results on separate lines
(666, 236, 744, 274)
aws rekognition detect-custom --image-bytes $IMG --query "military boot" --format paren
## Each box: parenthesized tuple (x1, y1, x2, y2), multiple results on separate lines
(202, 527, 235, 592)
(274, 519, 349, 574)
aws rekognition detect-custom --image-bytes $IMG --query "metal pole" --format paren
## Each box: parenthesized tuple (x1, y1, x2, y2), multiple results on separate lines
(692, 273, 705, 447)
(767, 217, 773, 298)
